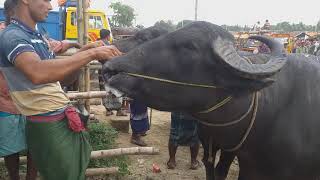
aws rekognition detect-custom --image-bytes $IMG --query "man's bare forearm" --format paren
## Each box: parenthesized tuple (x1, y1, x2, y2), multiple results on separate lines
(15, 49, 96, 85)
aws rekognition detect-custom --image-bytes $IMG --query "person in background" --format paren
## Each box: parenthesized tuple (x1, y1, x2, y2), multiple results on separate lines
(252, 21, 261, 31)
(0, 21, 6, 30)
(0, 1, 37, 179)
(129, 100, 150, 146)
(262, 19, 271, 30)
(99, 29, 111, 45)
(167, 112, 200, 170)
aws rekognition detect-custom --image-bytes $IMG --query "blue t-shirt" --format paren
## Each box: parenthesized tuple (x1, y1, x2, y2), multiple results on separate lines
(0, 19, 69, 116)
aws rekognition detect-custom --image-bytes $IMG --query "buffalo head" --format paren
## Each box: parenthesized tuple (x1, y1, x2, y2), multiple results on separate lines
(103, 21, 287, 112)
(114, 26, 169, 53)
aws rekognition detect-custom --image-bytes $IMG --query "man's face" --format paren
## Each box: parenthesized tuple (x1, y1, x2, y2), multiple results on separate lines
(28, 0, 52, 22)
(0, 22, 6, 30)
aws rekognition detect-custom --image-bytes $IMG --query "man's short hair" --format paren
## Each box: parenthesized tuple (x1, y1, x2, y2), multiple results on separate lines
(4, 0, 17, 25)
(100, 29, 110, 39)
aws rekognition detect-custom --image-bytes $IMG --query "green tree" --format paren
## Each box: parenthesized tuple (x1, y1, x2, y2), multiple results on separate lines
(154, 20, 176, 32)
(221, 24, 244, 32)
(110, 2, 136, 27)
(316, 20, 320, 32)
(273, 21, 292, 32)
(136, 24, 145, 29)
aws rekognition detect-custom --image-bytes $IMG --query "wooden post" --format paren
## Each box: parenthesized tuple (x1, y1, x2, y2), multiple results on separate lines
(84, 64, 91, 111)
(77, 0, 85, 112)
(195, 0, 198, 21)
(77, 0, 90, 113)
(83, 0, 91, 112)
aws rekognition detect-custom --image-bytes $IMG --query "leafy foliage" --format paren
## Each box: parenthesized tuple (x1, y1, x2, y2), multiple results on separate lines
(154, 20, 176, 32)
(222, 21, 320, 32)
(110, 2, 136, 27)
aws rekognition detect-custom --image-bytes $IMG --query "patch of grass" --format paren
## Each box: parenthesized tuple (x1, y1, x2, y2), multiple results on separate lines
(88, 122, 129, 176)
(0, 123, 129, 179)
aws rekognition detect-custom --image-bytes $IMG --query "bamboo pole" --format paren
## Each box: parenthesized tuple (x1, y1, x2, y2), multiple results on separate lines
(19, 167, 119, 177)
(84, 64, 91, 111)
(90, 64, 102, 70)
(90, 147, 160, 159)
(85, 167, 119, 176)
(67, 91, 132, 101)
(76, 0, 87, 113)
(67, 91, 108, 99)
(83, 0, 91, 112)
(0, 147, 160, 164)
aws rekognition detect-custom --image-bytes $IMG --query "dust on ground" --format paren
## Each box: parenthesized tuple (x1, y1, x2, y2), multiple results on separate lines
(91, 105, 239, 180)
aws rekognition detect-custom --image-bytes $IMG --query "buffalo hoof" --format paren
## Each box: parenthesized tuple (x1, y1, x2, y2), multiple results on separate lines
(167, 160, 176, 169)
(215, 176, 226, 180)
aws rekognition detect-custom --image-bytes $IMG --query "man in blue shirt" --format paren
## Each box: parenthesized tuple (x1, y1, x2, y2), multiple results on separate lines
(0, 0, 121, 179)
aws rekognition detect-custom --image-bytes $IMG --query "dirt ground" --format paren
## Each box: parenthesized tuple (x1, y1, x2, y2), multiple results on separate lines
(91, 105, 239, 180)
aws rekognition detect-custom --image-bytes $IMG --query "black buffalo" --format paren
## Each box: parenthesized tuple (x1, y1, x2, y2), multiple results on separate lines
(114, 25, 239, 179)
(111, 25, 237, 179)
(103, 21, 320, 180)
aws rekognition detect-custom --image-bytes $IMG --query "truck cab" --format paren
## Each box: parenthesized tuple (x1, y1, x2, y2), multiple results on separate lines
(64, 7, 112, 42)
(37, 0, 112, 42)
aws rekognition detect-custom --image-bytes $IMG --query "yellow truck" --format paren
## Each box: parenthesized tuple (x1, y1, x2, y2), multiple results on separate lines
(36, 0, 112, 42)
(65, 7, 112, 42)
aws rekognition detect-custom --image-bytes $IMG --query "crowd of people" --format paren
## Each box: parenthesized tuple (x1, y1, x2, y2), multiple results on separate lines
(252, 19, 271, 31)
(249, 19, 320, 56)
(293, 38, 320, 55)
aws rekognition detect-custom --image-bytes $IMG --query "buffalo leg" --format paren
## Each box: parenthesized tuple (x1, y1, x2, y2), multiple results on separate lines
(199, 133, 216, 180)
(215, 151, 236, 180)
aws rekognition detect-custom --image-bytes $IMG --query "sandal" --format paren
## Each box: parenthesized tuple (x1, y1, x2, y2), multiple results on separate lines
(130, 137, 147, 147)
(190, 160, 200, 170)
(139, 132, 147, 136)
(116, 110, 127, 116)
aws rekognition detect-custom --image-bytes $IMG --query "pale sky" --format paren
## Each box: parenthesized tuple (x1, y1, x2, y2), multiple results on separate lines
(1, 0, 319, 27)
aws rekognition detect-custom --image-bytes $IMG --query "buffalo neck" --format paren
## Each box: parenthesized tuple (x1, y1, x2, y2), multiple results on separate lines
(192, 92, 256, 150)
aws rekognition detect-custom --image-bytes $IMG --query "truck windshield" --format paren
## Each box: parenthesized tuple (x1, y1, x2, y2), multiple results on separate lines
(89, 16, 103, 29)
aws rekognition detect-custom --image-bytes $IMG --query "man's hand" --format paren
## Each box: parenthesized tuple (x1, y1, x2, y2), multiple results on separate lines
(80, 41, 105, 52)
(91, 45, 122, 63)
(50, 40, 83, 54)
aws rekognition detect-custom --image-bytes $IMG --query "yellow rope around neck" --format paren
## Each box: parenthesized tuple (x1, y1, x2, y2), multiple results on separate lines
(124, 72, 219, 89)
(199, 96, 233, 114)
(123, 72, 258, 152)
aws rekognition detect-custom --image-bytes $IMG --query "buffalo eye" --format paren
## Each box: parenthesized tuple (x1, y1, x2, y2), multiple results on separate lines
(182, 42, 198, 50)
